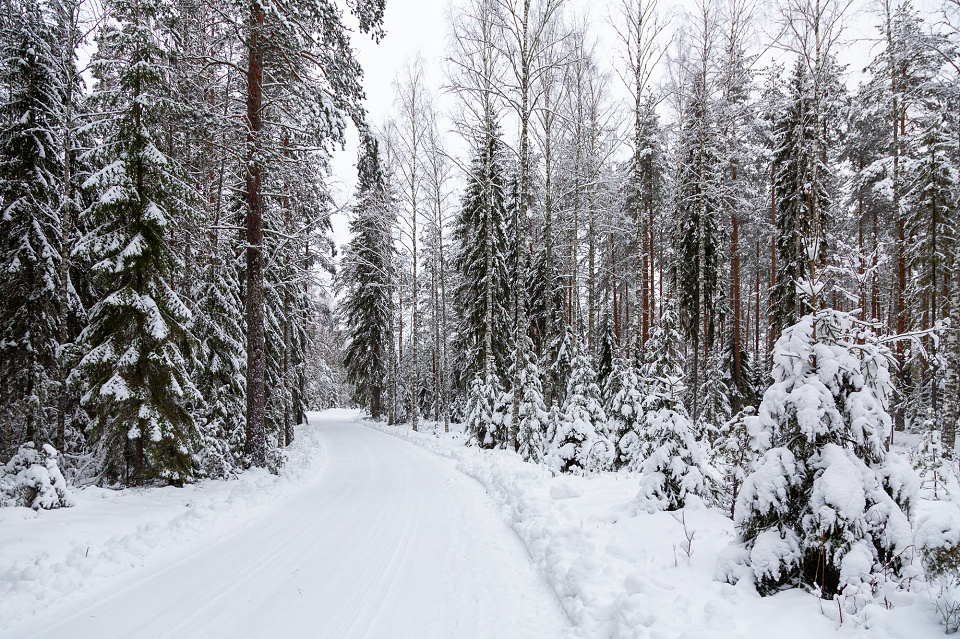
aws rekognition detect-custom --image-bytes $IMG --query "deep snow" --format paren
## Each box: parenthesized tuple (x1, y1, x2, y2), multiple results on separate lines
(0, 410, 570, 639)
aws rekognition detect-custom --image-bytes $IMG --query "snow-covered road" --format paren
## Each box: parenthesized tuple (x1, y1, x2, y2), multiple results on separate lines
(16, 412, 570, 639)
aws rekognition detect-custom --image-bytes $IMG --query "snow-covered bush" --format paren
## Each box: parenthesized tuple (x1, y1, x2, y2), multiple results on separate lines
(547, 342, 614, 473)
(466, 373, 508, 449)
(609, 360, 646, 470)
(637, 407, 719, 511)
(916, 511, 960, 633)
(1, 442, 75, 509)
(637, 309, 718, 511)
(730, 308, 917, 598)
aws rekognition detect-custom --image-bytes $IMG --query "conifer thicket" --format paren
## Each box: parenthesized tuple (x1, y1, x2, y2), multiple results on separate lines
(0, 0, 385, 482)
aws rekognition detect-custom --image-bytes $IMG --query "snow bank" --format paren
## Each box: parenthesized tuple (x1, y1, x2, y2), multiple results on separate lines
(366, 419, 942, 639)
(0, 418, 325, 631)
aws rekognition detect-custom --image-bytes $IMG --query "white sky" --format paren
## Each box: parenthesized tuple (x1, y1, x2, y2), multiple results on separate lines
(328, 0, 451, 245)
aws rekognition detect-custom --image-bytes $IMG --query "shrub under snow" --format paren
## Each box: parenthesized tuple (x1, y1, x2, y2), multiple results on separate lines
(728, 308, 917, 598)
(1, 442, 75, 510)
(916, 510, 960, 633)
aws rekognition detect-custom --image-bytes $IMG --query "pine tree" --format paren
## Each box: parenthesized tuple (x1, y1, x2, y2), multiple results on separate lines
(343, 134, 394, 421)
(0, 0, 67, 452)
(75, 0, 200, 483)
(548, 335, 613, 473)
(239, 0, 385, 466)
(732, 308, 916, 597)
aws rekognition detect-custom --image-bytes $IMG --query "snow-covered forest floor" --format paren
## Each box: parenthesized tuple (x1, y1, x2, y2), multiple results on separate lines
(368, 419, 950, 638)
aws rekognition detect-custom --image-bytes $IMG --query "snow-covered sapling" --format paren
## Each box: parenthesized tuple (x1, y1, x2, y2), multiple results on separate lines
(636, 309, 719, 511)
(715, 406, 758, 518)
(914, 412, 950, 499)
(916, 511, 960, 633)
(609, 359, 646, 470)
(731, 309, 917, 598)
(513, 336, 549, 462)
(466, 373, 508, 449)
(547, 338, 614, 473)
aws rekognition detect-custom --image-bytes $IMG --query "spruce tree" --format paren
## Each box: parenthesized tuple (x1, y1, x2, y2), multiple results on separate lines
(769, 58, 831, 332)
(732, 308, 916, 596)
(715, 406, 756, 518)
(343, 134, 394, 420)
(595, 315, 617, 404)
(453, 128, 511, 381)
(466, 372, 507, 449)
(550, 324, 576, 408)
(548, 335, 613, 473)
(904, 107, 957, 437)
(192, 247, 246, 478)
(672, 71, 723, 422)
(513, 334, 549, 463)
(609, 357, 645, 470)
(0, 0, 67, 451)
(637, 306, 717, 510)
(75, 0, 200, 483)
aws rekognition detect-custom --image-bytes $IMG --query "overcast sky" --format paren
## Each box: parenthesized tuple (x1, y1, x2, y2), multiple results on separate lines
(328, 0, 450, 244)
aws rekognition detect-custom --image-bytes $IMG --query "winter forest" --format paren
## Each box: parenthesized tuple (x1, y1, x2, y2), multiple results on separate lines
(4, 0, 960, 635)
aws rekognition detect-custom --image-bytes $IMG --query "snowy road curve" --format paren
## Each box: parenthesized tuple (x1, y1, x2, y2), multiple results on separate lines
(18, 412, 570, 638)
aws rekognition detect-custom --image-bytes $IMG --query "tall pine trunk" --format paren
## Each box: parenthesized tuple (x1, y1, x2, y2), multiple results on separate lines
(244, 11, 266, 466)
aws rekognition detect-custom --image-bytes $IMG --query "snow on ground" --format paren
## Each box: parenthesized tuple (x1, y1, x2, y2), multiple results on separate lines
(2, 410, 571, 639)
(0, 410, 331, 635)
(367, 419, 947, 638)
